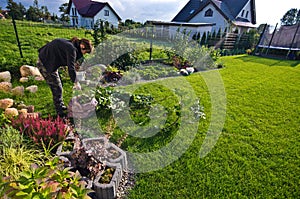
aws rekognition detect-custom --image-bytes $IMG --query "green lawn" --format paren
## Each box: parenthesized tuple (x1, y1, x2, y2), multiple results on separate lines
(125, 55, 300, 198)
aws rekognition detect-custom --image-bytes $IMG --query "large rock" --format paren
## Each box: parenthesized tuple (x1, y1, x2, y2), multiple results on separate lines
(26, 85, 38, 93)
(0, 82, 12, 93)
(20, 112, 41, 119)
(19, 77, 29, 83)
(0, 71, 11, 82)
(12, 86, 25, 96)
(5, 108, 19, 118)
(20, 65, 43, 78)
(0, 98, 14, 109)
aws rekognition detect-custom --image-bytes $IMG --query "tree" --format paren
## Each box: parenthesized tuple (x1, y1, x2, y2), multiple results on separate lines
(41, 6, 51, 20)
(281, 8, 300, 26)
(6, 0, 26, 20)
(26, 6, 40, 21)
(200, 32, 207, 45)
(33, 0, 39, 8)
(59, 3, 69, 22)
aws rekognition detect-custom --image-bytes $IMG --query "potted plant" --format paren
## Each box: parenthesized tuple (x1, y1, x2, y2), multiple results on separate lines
(93, 162, 122, 199)
(82, 137, 128, 171)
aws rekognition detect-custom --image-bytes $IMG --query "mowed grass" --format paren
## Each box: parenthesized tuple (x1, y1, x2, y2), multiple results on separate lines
(126, 55, 300, 198)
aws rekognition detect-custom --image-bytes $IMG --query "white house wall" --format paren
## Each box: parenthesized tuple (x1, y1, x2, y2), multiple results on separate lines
(189, 4, 229, 32)
(80, 18, 94, 29)
(94, 5, 119, 28)
(152, 24, 213, 39)
(169, 26, 213, 37)
(69, 3, 81, 27)
(69, 3, 119, 29)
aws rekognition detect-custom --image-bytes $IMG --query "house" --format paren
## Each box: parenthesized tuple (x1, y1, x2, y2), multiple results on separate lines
(172, 0, 256, 34)
(67, 0, 121, 29)
(146, 20, 216, 40)
(0, 10, 8, 20)
(0, 13, 5, 20)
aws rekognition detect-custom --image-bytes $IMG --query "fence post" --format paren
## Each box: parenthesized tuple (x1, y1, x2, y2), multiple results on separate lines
(12, 14, 23, 58)
(286, 23, 300, 59)
(254, 23, 268, 54)
(266, 23, 278, 56)
(149, 26, 154, 61)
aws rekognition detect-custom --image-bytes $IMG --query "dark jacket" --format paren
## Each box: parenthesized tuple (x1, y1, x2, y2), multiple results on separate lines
(38, 38, 83, 83)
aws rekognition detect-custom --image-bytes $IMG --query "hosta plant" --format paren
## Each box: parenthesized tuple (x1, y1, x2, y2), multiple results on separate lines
(0, 157, 91, 199)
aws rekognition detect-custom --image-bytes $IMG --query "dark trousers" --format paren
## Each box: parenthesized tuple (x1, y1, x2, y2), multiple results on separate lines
(37, 59, 64, 115)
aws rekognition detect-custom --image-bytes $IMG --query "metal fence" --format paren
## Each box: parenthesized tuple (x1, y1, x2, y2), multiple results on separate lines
(257, 23, 300, 51)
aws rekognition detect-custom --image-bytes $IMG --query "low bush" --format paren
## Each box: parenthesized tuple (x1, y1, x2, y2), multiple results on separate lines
(11, 116, 70, 148)
(0, 126, 44, 180)
(0, 157, 91, 199)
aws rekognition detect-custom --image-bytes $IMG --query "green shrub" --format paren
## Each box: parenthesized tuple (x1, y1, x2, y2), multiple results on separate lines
(0, 126, 44, 180)
(0, 157, 91, 198)
(0, 125, 22, 149)
(0, 111, 11, 128)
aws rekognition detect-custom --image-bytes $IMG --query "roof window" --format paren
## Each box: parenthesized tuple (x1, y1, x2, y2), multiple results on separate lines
(205, 8, 213, 17)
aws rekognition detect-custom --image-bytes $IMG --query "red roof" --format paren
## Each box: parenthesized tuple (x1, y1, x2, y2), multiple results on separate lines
(67, 0, 121, 19)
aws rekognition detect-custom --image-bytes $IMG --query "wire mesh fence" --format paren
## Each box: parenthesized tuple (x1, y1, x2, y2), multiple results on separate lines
(257, 23, 300, 51)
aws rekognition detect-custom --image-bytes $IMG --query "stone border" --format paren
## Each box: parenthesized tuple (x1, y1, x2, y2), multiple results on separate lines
(82, 137, 128, 172)
(93, 162, 122, 199)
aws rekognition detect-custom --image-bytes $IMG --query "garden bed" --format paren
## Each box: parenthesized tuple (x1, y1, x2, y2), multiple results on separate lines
(56, 133, 130, 199)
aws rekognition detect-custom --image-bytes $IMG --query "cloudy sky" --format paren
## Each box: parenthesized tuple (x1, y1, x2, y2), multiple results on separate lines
(0, 0, 299, 26)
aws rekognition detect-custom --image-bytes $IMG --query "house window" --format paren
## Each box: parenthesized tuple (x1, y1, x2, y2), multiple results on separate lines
(104, 10, 109, 16)
(245, 11, 249, 18)
(205, 9, 213, 17)
(241, 10, 245, 17)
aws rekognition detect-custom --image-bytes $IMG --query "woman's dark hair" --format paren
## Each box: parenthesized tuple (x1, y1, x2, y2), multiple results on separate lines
(70, 37, 93, 53)
(70, 37, 80, 46)
(80, 38, 93, 53)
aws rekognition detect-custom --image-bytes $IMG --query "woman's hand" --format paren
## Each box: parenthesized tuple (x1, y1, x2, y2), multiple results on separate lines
(73, 82, 81, 90)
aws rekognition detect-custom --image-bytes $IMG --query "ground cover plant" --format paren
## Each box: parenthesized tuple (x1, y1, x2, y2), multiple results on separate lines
(0, 19, 300, 198)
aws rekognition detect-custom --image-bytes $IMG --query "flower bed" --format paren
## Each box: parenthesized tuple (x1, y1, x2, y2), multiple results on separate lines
(82, 137, 128, 171)
(56, 135, 127, 199)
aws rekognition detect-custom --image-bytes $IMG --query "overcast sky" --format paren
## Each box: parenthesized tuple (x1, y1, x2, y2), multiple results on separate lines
(0, 0, 299, 26)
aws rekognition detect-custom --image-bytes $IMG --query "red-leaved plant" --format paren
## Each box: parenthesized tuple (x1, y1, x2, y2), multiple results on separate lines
(11, 115, 70, 147)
